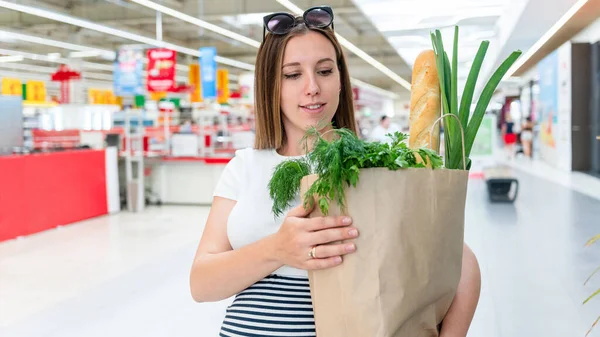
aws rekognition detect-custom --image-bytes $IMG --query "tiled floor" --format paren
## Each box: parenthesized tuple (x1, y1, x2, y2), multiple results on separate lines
(2, 160, 600, 337)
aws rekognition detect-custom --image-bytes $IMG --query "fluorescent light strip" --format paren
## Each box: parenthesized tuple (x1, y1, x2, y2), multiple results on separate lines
(336, 34, 411, 90)
(0, 30, 115, 57)
(506, 0, 588, 77)
(0, 0, 254, 71)
(351, 78, 399, 99)
(0, 55, 24, 63)
(0, 62, 112, 80)
(0, 48, 115, 71)
(129, 0, 261, 48)
(69, 50, 103, 58)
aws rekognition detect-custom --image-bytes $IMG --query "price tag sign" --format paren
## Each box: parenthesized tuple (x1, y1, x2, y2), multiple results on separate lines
(26, 81, 46, 101)
(2, 78, 22, 96)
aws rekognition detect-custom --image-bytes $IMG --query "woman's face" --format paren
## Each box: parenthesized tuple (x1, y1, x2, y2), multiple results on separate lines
(280, 31, 341, 137)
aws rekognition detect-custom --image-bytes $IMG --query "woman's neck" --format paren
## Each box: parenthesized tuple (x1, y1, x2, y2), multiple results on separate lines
(278, 124, 334, 157)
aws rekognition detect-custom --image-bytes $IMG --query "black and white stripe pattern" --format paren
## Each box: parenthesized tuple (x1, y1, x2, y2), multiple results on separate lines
(219, 274, 316, 337)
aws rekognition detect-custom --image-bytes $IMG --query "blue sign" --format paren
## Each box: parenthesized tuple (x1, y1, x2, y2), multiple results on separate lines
(114, 47, 143, 96)
(200, 47, 217, 99)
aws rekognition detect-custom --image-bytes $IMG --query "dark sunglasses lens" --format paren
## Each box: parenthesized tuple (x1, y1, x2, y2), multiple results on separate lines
(267, 14, 295, 34)
(305, 8, 332, 27)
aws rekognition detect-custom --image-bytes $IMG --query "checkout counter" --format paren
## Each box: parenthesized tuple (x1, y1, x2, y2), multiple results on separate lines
(0, 148, 120, 242)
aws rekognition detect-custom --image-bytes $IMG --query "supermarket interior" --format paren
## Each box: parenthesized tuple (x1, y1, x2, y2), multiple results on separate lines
(1, 0, 600, 336)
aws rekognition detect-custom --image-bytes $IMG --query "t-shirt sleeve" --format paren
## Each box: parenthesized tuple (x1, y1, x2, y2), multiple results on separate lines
(213, 150, 245, 201)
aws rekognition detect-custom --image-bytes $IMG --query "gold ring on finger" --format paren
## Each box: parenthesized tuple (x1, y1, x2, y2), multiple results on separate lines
(309, 246, 317, 259)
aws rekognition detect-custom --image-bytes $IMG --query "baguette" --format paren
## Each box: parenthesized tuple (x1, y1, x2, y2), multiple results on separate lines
(409, 50, 441, 153)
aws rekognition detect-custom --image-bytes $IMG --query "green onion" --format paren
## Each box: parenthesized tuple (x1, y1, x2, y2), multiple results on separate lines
(430, 26, 522, 170)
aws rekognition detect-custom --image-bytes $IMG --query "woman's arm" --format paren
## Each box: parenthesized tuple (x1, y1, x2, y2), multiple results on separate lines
(189, 197, 284, 302)
(189, 197, 356, 302)
(439, 243, 481, 337)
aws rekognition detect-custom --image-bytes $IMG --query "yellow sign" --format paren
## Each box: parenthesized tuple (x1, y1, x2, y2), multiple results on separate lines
(26, 81, 46, 102)
(189, 64, 202, 103)
(2, 78, 22, 96)
(150, 92, 167, 101)
(217, 68, 229, 104)
(88, 89, 117, 105)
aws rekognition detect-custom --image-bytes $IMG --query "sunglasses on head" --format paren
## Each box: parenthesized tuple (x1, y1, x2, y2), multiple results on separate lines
(262, 5, 334, 40)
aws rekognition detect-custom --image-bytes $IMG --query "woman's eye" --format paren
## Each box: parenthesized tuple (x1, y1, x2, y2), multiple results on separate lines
(318, 69, 333, 76)
(284, 73, 300, 80)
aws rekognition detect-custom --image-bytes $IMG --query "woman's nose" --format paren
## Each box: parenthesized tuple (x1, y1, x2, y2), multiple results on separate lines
(304, 74, 320, 96)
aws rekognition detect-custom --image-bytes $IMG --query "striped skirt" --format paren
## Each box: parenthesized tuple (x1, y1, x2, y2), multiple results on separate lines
(219, 274, 316, 337)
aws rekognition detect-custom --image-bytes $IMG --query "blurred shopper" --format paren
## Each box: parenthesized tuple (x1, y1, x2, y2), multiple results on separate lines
(189, 6, 480, 337)
(370, 115, 400, 143)
(520, 116, 534, 158)
(502, 114, 517, 159)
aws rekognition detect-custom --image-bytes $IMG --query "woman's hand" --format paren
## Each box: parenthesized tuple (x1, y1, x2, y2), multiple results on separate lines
(272, 203, 359, 270)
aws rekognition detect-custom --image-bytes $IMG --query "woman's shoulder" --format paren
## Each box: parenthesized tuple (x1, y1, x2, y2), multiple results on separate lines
(230, 147, 280, 170)
(233, 147, 276, 161)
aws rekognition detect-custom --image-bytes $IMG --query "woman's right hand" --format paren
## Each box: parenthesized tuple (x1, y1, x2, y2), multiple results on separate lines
(272, 203, 359, 270)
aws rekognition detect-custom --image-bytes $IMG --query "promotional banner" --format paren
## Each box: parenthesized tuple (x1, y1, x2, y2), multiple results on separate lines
(217, 68, 229, 104)
(147, 48, 176, 93)
(189, 64, 202, 103)
(538, 50, 558, 166)
(537, 42, 573, 171)
(26, 81, 46, 102)
(2, 78, 22, 96)
(114, 47, 143, 96)
(200, 47, 217, 99)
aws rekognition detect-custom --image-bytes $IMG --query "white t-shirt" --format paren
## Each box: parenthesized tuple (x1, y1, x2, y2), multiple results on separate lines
(213, 147, 308, 277)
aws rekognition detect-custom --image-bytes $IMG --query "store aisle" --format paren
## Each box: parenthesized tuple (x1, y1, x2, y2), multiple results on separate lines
(0, 206, 232, 337)
(2, 169, 600, 337)
(465, 167, 600, 337)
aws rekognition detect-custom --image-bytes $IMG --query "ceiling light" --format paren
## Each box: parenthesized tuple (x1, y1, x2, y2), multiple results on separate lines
(47, 53, 61, 60)
(351, 78, 399, 99)
(0, 48, 114, 71)
(69, 51, 103, 58)
(0, 55, 24, 63)
(0, 30, 115, 57)
(275, 0, 411, 91)
(506, 0, 589, 78)
(0, 0, 254, 71)
(129, 0, 261, 48)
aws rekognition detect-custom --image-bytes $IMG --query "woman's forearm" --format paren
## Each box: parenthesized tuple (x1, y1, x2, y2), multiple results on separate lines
(190, 234, 283, 302)
(440, 244, 481, 337)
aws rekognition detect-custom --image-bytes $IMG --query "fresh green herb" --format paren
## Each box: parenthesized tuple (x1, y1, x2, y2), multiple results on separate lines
(268, 159, 311, 218)
(430, 26, 522, 170)
(268, 127, 443, 217)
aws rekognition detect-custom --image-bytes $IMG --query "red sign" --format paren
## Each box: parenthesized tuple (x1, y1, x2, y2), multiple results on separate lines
(147, 48, 176, 93)
(51, 64, 81, 104)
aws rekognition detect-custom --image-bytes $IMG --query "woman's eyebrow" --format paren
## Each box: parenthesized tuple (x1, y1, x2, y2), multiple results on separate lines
(282, 58, 335, 68)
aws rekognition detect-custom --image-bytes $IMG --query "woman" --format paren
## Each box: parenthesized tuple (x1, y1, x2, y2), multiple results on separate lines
(190, 6, 480, 337)
(502, 114, 517, 159)
(520, 117, 534, 158)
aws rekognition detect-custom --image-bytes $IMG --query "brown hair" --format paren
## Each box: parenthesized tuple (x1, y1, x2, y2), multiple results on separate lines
(253, 21, 357, 150)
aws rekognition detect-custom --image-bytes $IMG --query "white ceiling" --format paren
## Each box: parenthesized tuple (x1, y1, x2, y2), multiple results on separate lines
(352, 0, 581, 97)
(0, 0, 587, 102)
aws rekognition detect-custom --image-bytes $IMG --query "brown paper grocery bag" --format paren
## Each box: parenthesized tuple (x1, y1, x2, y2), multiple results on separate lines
(300, 167, 468, 337)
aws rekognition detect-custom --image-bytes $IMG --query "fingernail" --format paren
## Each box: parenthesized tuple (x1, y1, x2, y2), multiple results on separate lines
(343, 217, 352, 225)
(349, 229, 358, 237)
(346, 244, 356, 252)
(335, 256, 342, 263)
